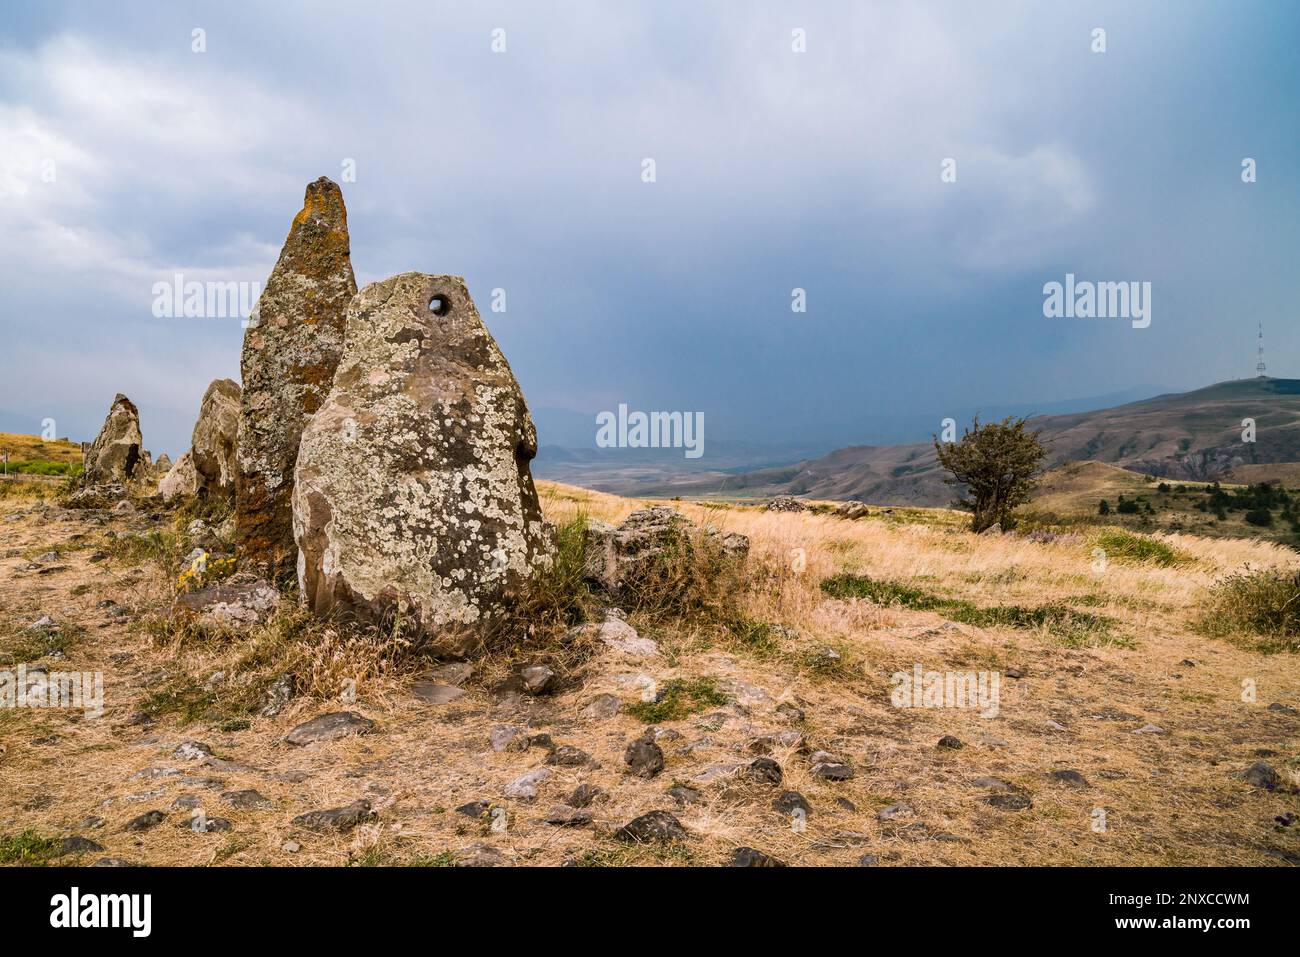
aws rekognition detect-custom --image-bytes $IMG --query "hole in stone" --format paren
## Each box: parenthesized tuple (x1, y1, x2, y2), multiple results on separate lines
(428, 295, 450, 316)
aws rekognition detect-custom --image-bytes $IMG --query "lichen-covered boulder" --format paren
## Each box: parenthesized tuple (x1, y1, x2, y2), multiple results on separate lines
(236, 177, 356, 579)
(82, 394, 144, 485)
(293, 272, 551, 637)
(158, 450, 199, 501)
(191, 378, 241, 500)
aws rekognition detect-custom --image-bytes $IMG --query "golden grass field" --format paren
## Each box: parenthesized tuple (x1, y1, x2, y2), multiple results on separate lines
(0, 476, 1297, 867)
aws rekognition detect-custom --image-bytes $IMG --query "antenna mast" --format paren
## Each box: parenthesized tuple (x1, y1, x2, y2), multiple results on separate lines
(1256, 323, 1267, 377)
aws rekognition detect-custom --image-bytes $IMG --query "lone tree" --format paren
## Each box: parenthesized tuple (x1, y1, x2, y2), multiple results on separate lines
(934, 416, 1046, 532)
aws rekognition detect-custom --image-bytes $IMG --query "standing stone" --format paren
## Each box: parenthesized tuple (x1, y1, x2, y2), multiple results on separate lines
(191, 378, 241, 500)
(83, 394, 144, 485)
(293, 272, 550, 639)
(236, 177, 356, 579)
(158, 450, 199, 501)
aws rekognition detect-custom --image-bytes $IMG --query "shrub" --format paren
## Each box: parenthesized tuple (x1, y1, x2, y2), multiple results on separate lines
(1200, 568, 1300, 653)
(1244, 508, 1274, 528)
(1095, 531, 1189, 567)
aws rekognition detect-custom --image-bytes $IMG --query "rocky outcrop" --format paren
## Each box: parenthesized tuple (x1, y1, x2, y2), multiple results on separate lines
(765, 495, 808, 512)
(154, 453, 173, 473)
(293, 272, 550, 640)
(583, 506, 748, 594)
(191, 379, 241, 499)
(82, 394, 144, 486)
(157, 450, 199, 501)
(236, 177, 357, 579)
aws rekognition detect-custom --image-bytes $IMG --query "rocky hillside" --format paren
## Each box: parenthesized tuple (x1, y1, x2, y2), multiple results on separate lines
(644, 378, 1300, 506)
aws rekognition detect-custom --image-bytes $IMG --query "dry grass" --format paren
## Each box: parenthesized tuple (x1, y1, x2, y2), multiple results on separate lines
(0, 482, 1297, 867)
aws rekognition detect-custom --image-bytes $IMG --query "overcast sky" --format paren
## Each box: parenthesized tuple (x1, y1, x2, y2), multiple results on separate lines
(1, 1, 1297, 459)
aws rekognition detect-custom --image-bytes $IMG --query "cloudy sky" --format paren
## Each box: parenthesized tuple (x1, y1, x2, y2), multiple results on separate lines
(1, 0, 1297, 460)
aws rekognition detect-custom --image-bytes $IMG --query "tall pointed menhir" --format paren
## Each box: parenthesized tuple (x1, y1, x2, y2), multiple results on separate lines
(235, 177, 357, 579)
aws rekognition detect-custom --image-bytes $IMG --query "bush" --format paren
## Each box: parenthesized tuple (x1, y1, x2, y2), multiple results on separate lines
(1095, 531, 1189, 567)
(1200, 569, 1300, 653)
(1244, 508, 1274, 528)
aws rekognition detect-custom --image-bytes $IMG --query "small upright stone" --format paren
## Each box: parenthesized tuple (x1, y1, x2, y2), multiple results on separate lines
(236, 177, 357, 580)
(158, 450, 199, 501)
(83, 394, 144, 486)
(190, 378, 241, 500)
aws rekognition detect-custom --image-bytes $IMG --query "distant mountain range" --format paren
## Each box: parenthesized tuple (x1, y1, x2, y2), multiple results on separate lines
(569, 378, 1300, 505)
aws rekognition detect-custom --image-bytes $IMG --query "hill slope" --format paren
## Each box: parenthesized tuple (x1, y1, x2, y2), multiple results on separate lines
(641, 378, 1300, 506)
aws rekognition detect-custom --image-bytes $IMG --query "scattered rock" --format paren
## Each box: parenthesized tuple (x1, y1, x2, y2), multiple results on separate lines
(624, 730, 665, 778)
(171, 578, 282, 634)
(810, 761, 854, 781)
(1132, 723, 1165, 734)
(221, 789, 273, 810)
(567, 784, 603, 808)
(746, 757, 783, 786)
(67, 484, 128, 510)
(581, 693, 621, 720)
(544, 805, 592, 827)
(455, 801, 493, 820)
(774, 791, 811, 816)
(56, 836, 105, 857)
(490, 724, 531, 753)
(456, 843, 505, 867)
(292, 271, 551, 638)
(260, 674, 295, 717)
(291, 800, 376, 833)
(569, 610, 658, 657)
(937, 735, 964, 750)
(615, 810, 688, 844)
(667, 785, 704, 807)
(1267, 702, 1298, 715)
(984, 793, 1032, 811)
(1242, 762, 1280, 789)
(173, 741, 214, 761)
(545, 745, 594, 768)
(877, 801, 913, 822)
(1048, 769, 1089, 788)
(411, 681, 466, 705)
(520, 665, 557, 696)
(429, 662, 475, 686)
(728, 847, 785, 867)
(123, 810, 166, 831)
(284, 711, 375, 746)
(503, 768, 551, 799)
